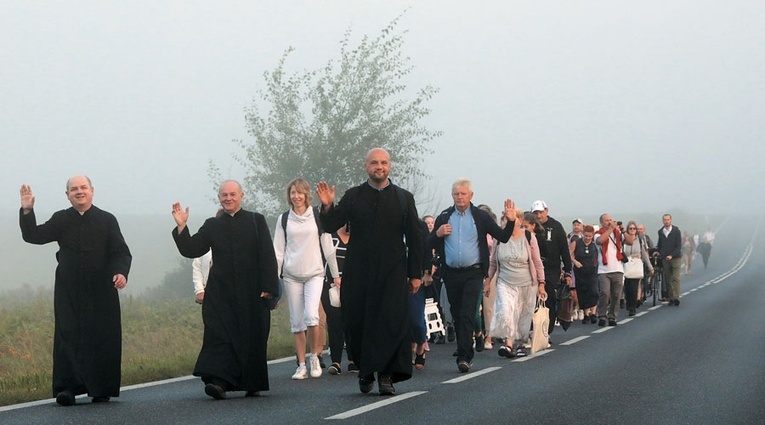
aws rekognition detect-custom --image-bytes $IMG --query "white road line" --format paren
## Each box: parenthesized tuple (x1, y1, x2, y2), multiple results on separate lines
(560, 336, 589, 346)
(0, 352, 308, 412)
(0, 399, 56, 413)
(122, 375, 196, 391)
(515, 349, 554, 362)
(325, 391, 427, 420)
(593, 327, 614, 334)
(634, 311, 648, 317)
(619, 318, 634, 325)
(648, 305, 663, 311)
(681, 291, 690, 296)
(442, 366, 502, 384)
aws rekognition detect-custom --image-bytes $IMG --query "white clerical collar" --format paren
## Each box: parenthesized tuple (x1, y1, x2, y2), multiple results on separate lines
(366, 179, 391, 191)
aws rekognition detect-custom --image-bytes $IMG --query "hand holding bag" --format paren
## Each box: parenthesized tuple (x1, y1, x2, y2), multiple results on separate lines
(531, 294, 550, 355)
(556, 281, 574, 331)
(329, 283, 341, 307)
(265, 278, 284, 310)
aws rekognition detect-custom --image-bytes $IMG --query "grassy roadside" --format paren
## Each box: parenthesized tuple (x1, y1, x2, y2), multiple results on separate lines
(0, 289, 294, 406)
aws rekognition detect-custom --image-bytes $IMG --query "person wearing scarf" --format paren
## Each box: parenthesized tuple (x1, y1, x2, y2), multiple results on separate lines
(594, 214, 633, 326)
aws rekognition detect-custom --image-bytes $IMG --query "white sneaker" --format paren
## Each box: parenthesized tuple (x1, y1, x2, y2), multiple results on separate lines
(309, 354, 322, 378)
(292, 365, 308, 380)
(484, 341, 493, 350)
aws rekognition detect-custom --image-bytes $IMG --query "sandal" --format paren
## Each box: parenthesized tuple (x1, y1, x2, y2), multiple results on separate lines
(414, 352, 426, 370)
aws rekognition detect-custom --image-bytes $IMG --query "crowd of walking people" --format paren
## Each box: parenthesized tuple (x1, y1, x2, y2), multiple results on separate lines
(18, 148, 713, 405)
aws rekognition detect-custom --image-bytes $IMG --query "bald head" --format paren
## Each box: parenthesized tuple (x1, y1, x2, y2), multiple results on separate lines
(65, 175, 94, 212)
(365, 148, 390, 162)
(218, 179, 243, 194)
(66, 175, 92, 190)
(364, 148, 391, 188)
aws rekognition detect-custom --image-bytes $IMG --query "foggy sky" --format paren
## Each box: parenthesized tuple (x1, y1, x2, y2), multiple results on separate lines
(2, 0, 763, 221)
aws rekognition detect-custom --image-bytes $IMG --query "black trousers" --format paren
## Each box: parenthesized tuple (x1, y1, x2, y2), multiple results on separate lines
(624, 278, 641, 310)
(544, 269, 560, 335)
(321, 280, 349, 364)
(442, 266, 483, 363)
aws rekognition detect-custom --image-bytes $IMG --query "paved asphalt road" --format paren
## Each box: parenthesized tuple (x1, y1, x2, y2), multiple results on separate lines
(2, 219, 763, 425)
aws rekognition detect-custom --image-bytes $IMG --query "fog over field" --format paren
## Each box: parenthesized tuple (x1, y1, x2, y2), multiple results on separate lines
(2, 1, 763, 292)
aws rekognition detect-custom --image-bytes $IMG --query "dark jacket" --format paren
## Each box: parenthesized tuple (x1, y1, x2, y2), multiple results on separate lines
(172, 209, 279, 392)
(319, 181, 423, 383)
(428, 203, 513, 278)
(540, 216, 572, 274)
(656, 225, 682, 259)
(20, 206, 132, 398)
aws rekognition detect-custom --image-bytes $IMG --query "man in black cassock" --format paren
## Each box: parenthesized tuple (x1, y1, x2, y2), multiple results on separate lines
(316, 148, 423, 396)
(19, 176, 132, 406)
(171, 180, 279, 400)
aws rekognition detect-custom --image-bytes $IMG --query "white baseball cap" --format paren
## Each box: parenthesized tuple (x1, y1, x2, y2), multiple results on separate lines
(531, 200, 547, 212)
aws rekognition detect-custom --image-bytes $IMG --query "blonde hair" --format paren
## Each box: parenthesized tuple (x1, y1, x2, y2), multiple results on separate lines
(286, 178, 312, 209)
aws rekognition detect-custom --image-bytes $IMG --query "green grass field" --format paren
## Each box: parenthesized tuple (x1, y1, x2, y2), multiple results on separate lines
(0, 289, 295, 406)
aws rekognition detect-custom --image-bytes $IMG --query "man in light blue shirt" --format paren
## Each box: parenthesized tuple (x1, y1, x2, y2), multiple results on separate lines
(428, 178, 515, 373)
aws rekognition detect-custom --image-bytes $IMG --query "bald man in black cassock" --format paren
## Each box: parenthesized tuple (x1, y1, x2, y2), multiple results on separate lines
(172, 180, 279, 400)
(316, 148, 423, 396)
(19, 176, 132, 406)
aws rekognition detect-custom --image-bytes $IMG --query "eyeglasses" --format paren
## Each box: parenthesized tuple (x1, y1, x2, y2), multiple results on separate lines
(628, 227, 636, 230)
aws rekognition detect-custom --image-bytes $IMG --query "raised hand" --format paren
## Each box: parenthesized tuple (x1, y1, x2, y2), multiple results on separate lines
(316, 181, 336, 207)
(503, 198, 515, 219)
(172, 202, 190, 232)
(20, 184, 35, 212)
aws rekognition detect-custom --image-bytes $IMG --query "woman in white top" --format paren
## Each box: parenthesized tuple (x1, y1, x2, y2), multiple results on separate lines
(274, 178, 341, 380)
(485, 209, 546, 358)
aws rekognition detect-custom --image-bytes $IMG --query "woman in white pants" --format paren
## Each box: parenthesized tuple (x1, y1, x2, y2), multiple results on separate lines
(274, 178, 340, 380)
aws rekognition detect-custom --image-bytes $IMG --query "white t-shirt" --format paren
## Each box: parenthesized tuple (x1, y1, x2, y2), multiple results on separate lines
(597, 234, 624, 274)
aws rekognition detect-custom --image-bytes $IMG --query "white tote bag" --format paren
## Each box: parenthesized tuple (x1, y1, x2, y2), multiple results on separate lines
(329, 283, 341, 308)
(624, 257, 644, 279)
(531, 295, 550, 355)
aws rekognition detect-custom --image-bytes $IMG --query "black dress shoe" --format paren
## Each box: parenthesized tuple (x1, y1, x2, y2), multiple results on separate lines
(204, 383, 226, 400)
(245, 391, 260, 397)
(359, 375, 375, 394)
(378, 374, 395, 396)
(598, 318, 606, 327)
(91, 396, 110, 403)
(608, 319, 617, 326)
(56, 391, 75, 406)
(674, 299, 680, 306)
(474, 334, 485, 352)
(590, 315, 598, 324)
